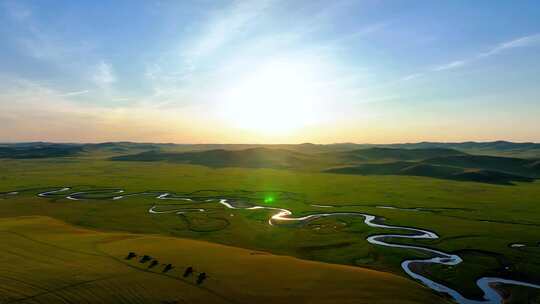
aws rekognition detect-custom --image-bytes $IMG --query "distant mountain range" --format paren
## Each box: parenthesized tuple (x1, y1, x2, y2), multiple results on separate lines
(1, 141, 539, 185)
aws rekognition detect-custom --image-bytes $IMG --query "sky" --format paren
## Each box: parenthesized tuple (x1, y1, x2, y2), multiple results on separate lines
(1, 0, 539, 144)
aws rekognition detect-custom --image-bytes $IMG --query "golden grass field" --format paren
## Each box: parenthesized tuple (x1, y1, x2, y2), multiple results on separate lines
(0, 215, 447, 304)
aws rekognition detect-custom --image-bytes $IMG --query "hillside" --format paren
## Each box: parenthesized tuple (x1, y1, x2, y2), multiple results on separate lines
(0, 143, 84, 158)
(2, 141, 540, 159)
(3, 142, 538, 185)
(0, 216, 444, 304)
(110, 146, 539, 184)
(325, 163, 533, 184)
(325, 153, 538, 184)
(111, 147, 321, 169)
(382, 141, 540, 158)
(423, 155, 540, 177)
(110, 147, 468, 169)
(333, 147, 466, 162)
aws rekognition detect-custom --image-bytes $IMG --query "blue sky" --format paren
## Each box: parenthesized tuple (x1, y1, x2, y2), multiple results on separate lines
(1, 0, 539, 143)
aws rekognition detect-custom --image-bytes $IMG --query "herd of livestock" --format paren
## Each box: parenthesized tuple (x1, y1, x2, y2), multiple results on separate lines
(126, 252, 207, 285)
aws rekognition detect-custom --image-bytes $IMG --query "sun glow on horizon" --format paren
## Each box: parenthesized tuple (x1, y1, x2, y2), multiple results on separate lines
(218, 60, 328, 135)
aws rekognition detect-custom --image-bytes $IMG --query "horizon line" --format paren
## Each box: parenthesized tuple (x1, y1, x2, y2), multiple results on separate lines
(1, 140, 539, 146)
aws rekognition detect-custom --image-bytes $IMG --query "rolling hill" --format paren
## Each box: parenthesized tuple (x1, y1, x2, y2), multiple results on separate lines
(110, 146, 539, 184)
(423, 155, 540, 177)
(0, 216, 445, 304)
(110, 147, 467, 168)
(324, 153, 539, 184)
(332, 147, 466, 162)
(0, 143, 84, 158)
(2, 142, 539, 184)
(380, 141, 540, 158)
(325, 162, 534, 184)
(111, 147, 321, 169)
(2, 140, 540, 159)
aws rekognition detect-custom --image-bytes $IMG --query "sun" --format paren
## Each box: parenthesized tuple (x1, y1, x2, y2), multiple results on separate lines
(219, 61, 325, 135)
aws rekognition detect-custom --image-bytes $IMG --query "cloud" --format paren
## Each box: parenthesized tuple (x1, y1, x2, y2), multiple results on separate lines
(144, 1, 277, 97)
(400, 73, 424, 81)
(145, 1, 385, 112)
(185, 0, 274, 60)
(0, 76, 198, 143)
(431, 33, 540, 73)
(92, 61, 116, 87)
(58, 90, 89, 97)
(4, 0, 96, 75)
(5, 2, 68, 61)
(479, 33, 540, 57)
(432, 60, 467, 71)
(336, 21, 390, 43)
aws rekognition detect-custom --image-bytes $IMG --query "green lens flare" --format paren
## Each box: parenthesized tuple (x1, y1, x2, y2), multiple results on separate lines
(264, 196, 275, 203)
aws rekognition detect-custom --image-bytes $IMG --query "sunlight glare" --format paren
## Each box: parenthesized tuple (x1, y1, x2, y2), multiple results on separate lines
(219, 61, 326, 135)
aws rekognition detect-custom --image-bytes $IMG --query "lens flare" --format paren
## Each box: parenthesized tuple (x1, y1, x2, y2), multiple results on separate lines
(264, 196, 275, 204)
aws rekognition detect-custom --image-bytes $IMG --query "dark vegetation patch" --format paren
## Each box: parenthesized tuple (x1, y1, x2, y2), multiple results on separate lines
(0, 143, 84, 159)
(298, 241, 354, 252)
(382, 141, 540, 158)
(423, 155, 539, 176)
(332, 147, 466, 162)
(325, 153, 538, 185)
(110, 147, 318, 169)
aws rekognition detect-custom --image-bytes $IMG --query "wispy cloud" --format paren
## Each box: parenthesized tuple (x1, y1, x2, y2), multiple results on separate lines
(479, 33, 540, 57)
(185, 0, 274, 60)
(4, 1, 93, 64)
(145, 0, 382, 111)
(58, 90, 90, 97)
(92, 61, 116, 87)
(400, 73, 424, 81)
(143, 0, 278, 99)
(2, 0, 105, 105)
(432, 33, 540, 72)
(431, 60, 467, 71)
(336, 21, 390, 43)
(395, 34, 540, 85)
(0, 76, 205, 143)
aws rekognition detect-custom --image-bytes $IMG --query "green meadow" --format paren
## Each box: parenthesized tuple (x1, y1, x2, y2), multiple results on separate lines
(1, 154, 540, 303)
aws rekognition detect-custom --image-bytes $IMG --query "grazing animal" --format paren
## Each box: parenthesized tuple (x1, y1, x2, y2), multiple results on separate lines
(183, 266, 194, 277)
(140, 255, 152, 263)
(163, 263, 174, 273)
(125, 252, 137, 260)
(196, 272, 207, 285)
(148, 260, 159, 268)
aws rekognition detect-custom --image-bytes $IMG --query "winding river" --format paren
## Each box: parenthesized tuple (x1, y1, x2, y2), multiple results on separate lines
(4, 187, 540, 303)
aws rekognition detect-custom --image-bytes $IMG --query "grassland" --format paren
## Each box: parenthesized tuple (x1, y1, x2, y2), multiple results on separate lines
(1, 144, 540, 303)
(111, 146, 540, 184)
(0, 216, 443, 303)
